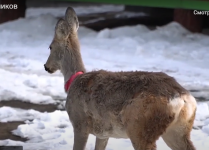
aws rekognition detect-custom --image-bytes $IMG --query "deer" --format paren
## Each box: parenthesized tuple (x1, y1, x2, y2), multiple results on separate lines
(44, 7, 197, 150)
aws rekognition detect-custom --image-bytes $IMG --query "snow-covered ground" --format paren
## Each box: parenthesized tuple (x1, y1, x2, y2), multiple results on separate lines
(0, 4, 209, 150)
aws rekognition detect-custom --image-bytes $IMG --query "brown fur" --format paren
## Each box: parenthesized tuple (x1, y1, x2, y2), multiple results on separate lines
(44, 7, 197, 150)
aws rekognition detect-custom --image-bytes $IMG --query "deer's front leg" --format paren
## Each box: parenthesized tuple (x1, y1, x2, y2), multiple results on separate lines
(94, 137, 109, 150)
(73, 130, 89, 150)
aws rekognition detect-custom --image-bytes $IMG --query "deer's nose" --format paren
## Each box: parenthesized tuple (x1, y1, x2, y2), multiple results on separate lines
(44, 64, 49, 71)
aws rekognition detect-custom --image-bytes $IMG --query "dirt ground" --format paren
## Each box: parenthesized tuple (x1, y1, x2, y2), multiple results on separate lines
(0, 121, 27, 141)
(0, 100, 58, 112)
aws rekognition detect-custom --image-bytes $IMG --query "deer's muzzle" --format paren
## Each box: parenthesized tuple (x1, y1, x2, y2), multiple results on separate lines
(44, 64, 53, 73)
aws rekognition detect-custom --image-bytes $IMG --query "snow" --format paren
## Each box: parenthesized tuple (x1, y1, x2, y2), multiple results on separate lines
(0, 5, 209, 150)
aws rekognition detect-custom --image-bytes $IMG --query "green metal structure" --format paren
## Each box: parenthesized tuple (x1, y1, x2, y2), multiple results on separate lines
(58, 0, 209, 10)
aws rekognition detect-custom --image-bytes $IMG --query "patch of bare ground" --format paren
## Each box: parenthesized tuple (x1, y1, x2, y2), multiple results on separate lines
(0, 121, 27, 142)
(0, 100, 58, 112)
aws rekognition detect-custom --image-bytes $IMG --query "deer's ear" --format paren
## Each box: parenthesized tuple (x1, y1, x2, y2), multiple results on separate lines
(65, 7, 79, 32)
(55, 19, 69, 40)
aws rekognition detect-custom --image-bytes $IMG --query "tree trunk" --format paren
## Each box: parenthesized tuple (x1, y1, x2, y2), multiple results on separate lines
(0, 0, 26, 24)
(174, 9, 203, 33)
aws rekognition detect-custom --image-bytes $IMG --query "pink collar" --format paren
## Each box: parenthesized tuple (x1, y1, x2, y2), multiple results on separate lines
(64, 71, 83, 92)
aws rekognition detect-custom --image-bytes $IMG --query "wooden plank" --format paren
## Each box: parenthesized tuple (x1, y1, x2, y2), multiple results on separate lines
(174, 8, 203, 32)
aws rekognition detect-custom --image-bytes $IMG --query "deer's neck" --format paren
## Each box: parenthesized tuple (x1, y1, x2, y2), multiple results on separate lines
(61, 34, 86, 83)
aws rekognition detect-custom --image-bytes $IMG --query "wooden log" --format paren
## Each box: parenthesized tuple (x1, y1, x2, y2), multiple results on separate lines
(174, 9, 203, 33)
(0, 0, 26, 24)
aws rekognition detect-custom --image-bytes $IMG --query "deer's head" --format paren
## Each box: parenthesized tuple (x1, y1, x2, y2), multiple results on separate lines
(44, 7, 79, 74)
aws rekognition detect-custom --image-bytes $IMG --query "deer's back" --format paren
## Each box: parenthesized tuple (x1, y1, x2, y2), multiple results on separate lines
(68, 69, 187, 105)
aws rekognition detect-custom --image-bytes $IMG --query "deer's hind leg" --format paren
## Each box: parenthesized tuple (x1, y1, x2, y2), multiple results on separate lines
(162, 97, 196, 150)
(123, 97, 175, 150)
(161, 112, 196, 150)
